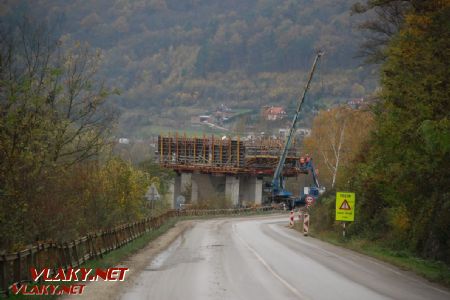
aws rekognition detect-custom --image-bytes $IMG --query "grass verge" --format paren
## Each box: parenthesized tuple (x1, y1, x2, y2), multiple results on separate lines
(8, 218, 178, 299)
(306, 229, 450, 288)
(81, 218, 178, 270)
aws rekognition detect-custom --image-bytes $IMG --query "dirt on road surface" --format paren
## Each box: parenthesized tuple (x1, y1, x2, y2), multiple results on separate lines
(63, 220, 193, 300)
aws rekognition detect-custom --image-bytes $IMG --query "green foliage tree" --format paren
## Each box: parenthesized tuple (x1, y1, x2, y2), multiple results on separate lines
(350, 0, 450, 261)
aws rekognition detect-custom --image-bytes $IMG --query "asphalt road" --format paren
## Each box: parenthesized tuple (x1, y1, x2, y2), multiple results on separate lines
(121, 215, 450, 300)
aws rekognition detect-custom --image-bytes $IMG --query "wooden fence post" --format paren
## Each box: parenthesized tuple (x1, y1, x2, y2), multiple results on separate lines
(0, 255, 7, 297)
(13, 252, 21, 284)
(72, 241, 80, 267)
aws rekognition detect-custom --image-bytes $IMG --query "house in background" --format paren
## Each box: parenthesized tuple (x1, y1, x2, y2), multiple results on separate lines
(261, 106, 287, 121)
(118, 138, 130, 144)
(191, 115, 211, 124)
(296, 128, 311, 137)
(213, 104, 232, 124)
(278, 128, 289, 138)
(199, 115, 211, 123)
(347, 98, 365, 109)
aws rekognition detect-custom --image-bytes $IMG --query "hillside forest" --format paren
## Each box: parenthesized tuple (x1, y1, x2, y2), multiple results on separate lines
(2, 0, 377, 137)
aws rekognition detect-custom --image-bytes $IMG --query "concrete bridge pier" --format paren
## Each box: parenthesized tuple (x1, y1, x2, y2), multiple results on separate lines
(181, 173, 191, 196)
(225, 176, 240, 206)
(191, 177, 198, 203)
(239, 176, 263, 206)
(167, 174, 182, 208)
(168, 172, 263, 208)
(190, 173, 224, 204)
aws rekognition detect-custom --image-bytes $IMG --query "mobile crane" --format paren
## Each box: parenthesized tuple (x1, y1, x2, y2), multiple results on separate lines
(294, 156, 325, 207)
(271, 52, 323, 209)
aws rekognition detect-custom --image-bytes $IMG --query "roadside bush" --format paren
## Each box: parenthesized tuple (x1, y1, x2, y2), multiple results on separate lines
(310, 195, 336, 233)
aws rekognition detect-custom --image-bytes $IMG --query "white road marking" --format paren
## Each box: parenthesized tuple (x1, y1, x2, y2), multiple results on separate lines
(269, 223, 450, 296)
(232, 224, 311, 300)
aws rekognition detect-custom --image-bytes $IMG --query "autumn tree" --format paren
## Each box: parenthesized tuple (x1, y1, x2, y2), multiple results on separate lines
(0, 17, 117, 249)
(303, 106, 374, 189)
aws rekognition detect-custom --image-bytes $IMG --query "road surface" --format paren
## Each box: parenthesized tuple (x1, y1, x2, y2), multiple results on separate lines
(121, 215, 450, 300)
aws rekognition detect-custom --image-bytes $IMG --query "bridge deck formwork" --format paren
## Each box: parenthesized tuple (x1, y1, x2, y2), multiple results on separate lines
(157, 134, 307, 177)
(157, 134, 310, 207)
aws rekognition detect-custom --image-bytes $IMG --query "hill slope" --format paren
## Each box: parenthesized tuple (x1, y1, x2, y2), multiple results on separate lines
(4, 0, 376, 136)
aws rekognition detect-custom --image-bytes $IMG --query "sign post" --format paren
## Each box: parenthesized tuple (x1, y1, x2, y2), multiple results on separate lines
(335, 192, 355, 237)
(145, 184, 160, 210)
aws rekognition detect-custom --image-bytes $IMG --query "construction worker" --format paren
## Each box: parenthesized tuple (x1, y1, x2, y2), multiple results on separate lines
(305, 154, 311, 164)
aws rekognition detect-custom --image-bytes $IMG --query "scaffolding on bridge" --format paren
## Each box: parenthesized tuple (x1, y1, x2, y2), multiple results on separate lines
(157, 134, 307, 176)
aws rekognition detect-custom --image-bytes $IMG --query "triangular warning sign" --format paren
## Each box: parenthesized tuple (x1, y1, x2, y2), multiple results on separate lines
(339, 199, 351, 210)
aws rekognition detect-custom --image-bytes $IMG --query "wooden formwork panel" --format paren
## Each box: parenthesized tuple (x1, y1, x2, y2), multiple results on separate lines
(158, 135, 244, 169)
(157, 135, 303, 176)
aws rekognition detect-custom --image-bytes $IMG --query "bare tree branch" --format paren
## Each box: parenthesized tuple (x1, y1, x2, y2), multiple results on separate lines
(352, 0, 412, 63)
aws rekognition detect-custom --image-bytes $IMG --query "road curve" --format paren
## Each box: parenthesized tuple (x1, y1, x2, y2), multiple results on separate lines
(121, 215, 450, 300)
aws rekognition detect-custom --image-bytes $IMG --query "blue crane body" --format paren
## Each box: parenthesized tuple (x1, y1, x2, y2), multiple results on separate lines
(294, 158, 323, 206)
(271, 52, 323, 208)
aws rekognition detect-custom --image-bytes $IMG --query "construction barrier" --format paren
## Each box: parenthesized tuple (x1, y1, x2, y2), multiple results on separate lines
(289, 210, 295, 227)
(303, 213, 310, 236)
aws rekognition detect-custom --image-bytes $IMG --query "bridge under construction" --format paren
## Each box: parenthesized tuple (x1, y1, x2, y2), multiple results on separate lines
(157, 134, 311, 207)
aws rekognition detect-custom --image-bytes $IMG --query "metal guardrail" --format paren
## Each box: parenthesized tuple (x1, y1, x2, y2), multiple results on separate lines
(0, 206, 278, 297)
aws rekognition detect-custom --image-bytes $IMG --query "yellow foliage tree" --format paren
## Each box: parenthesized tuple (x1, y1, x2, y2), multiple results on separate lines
(303, 106, 374, 189)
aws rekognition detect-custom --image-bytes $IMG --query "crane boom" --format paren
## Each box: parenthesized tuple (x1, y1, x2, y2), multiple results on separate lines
(272, 52, 323, 197)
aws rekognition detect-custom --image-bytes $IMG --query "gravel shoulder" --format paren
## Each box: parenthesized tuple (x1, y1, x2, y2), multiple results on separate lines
(63, 220, 193, 300)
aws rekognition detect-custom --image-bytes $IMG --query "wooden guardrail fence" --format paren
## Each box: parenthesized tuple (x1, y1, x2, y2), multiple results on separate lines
(0, 206, 278, 296)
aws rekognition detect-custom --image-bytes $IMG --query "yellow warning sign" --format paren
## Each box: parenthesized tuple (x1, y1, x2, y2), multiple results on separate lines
(339, 200, 351, 210)
(336, 192, 355, 221)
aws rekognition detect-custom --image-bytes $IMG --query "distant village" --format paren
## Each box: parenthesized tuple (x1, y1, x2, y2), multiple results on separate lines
(189, 103, 306, 138)
(117, 97, 367, 145)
